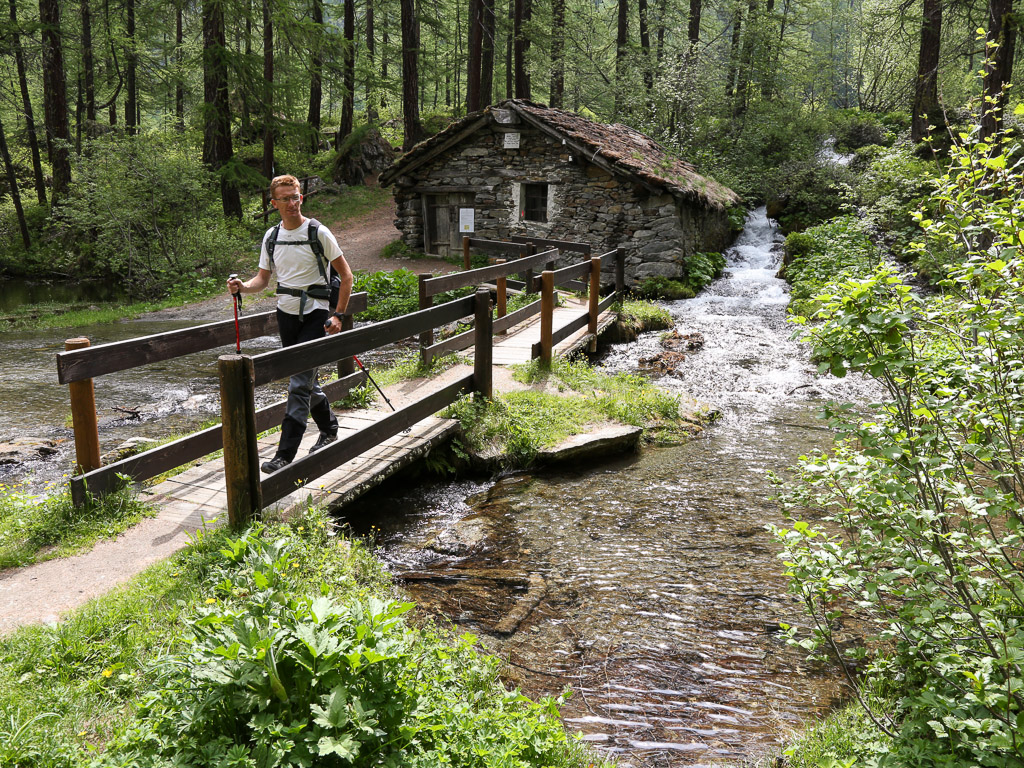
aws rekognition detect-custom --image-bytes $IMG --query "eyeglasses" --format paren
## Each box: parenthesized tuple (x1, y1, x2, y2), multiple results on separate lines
(274, 194, 302, 203)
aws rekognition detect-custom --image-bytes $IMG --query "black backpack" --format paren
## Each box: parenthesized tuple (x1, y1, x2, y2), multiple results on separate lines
(266, 217, 341, 308)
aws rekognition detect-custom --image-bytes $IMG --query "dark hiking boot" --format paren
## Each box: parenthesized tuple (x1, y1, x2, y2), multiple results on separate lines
(309, 429, 338, 453)
(261, 455, 291, 474)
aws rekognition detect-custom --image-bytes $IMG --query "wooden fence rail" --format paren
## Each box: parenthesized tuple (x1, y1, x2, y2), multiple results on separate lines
(61, 293, 369, 506)
(221, 288, 495, 525)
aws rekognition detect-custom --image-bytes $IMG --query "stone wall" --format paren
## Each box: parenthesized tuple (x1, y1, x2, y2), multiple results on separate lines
(392, 121, 735, 285)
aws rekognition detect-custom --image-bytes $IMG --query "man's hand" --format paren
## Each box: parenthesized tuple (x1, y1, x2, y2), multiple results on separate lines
(227, 275, 243, 295)
(324, 314, 342, 335)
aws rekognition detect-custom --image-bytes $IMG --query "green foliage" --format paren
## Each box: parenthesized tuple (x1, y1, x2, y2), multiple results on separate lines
(616, 299, 673, 331)
(42, 133, 255, 298)
(765, 159, 856, 233)
(0, 479, 155, 569)
(681, 251, 726, 293)
(776, 126, 1024, 767)
(96, 527, 596, 767)
(831, 109, 893, 151)
(353, 269, 471, 322)
(634, 276, 695, 300)
(780, 215, 881, 318)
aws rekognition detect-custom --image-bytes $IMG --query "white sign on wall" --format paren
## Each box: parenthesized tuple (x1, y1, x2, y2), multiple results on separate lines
(459, 208, 475, 233)
(503, 132, 521, 149)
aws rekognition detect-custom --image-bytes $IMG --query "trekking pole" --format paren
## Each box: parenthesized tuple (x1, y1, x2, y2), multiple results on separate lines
(353, 355, 396, 412)
(229, 273, 242, 353)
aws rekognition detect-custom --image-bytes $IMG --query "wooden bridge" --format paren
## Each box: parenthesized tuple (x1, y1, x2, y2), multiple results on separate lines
(55, 238, 626, 532)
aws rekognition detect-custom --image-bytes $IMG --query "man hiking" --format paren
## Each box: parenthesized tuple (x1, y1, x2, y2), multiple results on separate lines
(226, 174, 354, 474)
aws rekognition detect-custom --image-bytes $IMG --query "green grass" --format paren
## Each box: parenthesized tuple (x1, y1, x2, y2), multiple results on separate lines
(0, 510, 607, 768)
(302, 186, 392, 228)
(616, 299, 673, 332)
(772, 695, 896, 768)
(0, 480, 156, 570)
(447, 357, 690, 467)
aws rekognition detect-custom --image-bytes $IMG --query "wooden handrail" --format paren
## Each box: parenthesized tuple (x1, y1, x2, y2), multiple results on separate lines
(510, 235, 591, 254)
(420, 248, 558, 298)
(57, 292, 369, 384)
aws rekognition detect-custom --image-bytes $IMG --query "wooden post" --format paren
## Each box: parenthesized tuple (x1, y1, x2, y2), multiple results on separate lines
(496, 258, 507, 333)
(65, 337, 101, 476)
(473, 287, 493, 399)
(540, 270, 554, 366)
(418, 273, 433, 367)
(588, 256, 601, 335)
(463, 235, 471, 270)
(337, 313, 355, 379)
(218, 354, 261, 527)
(615, 247, 626, 296)
(523, 243, 536, 294)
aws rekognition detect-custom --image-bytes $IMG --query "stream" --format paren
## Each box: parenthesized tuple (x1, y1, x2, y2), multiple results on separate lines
(1, 209, 876, 765)
(343, 208, 877, 766)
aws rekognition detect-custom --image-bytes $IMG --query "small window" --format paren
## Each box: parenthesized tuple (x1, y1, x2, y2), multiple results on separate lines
(521, 183, 548, 222)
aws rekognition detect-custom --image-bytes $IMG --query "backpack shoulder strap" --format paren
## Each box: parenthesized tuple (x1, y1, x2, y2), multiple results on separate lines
(305, 218, 330, 283)
(266, 224, 281, 273)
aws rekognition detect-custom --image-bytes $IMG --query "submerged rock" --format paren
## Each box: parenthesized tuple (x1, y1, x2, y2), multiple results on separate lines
(0, 437, 59, 465)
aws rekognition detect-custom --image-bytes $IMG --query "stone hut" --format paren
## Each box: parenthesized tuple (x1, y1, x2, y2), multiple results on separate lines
(378, 99, 741, 285)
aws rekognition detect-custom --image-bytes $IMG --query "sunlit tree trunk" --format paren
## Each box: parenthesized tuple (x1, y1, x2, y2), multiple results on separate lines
(39, 0, 71, 199)
(0, 115, 31, 249)
(338, 0, 355, 146)
(10, 0, 46, 204)
(401, 0, 425, 149)
(82, 0, 96, 126)
(203, 0, 241, 218)
(981, 0, 1018, 140)
(481, 0, 495, 105)
(549, 0, 565, 107)
(308, 0, 323, 150)
(911, 0, 942, 142)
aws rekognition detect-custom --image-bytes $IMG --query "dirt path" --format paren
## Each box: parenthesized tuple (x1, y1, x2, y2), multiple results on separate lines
(147, 198, 456, 324)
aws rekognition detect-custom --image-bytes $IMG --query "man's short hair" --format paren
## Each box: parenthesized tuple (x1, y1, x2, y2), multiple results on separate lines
(270, 175, 301, 197)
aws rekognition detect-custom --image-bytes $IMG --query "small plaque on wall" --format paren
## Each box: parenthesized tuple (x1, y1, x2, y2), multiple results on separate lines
(459, 208, 475, 233)
(503, 132, 521, 149)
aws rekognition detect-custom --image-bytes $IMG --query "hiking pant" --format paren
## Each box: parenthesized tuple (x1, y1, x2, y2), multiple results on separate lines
(274, 308, 339, 461)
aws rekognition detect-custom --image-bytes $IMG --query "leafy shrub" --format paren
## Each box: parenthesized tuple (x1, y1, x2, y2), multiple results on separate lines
(48, 132, 255, 297)
(776, 123, 1024, 767)
(681, 250, 725, 293)
(779, 215, 880, 318)
(634, 276, 694, 300)
(97, 529, 593, 767)
(764, 160, 855, 233)
(354, 268, 472, 322)
(832, 111, 891, 151)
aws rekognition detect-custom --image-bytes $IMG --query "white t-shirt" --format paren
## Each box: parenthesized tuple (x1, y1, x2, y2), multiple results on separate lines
(258, 218, 344, 315)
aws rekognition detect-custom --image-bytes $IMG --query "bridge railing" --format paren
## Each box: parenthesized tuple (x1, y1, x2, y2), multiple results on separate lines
(417, 243, 625, 366)
(56, 293, 369, 506)
(219, 288, 494, 525)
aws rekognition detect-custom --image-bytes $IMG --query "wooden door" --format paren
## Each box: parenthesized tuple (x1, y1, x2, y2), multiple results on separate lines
(423, 193, 475, 257)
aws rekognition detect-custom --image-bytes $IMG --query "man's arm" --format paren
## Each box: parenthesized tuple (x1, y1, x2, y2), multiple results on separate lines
(325, 255, 354, 334)
(227, 268, 272, 296)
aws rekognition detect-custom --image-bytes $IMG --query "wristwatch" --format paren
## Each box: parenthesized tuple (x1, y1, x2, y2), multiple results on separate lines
(330, 311, 345, 320)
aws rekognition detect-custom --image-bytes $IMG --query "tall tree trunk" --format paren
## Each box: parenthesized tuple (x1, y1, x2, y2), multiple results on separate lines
(615, 0, 627, 116)
(263, 0, 274, 179)
(981, 0, 1018, 140)
(911, 0, 942, 142)
(39, 0, 71, 200)
(125, 0, 137, 133)
(687, 0, 702, 52)
(241, 0, 252, 140)
(513, 0, 531, 98)
(638, 0, 653, 93)
(401, 0, 425, 150)
(481, 0, 495, 105)
(381, 13, 389, 110)
(0, 115, 31, 249)
(308, 0, 324, 150)
(725, 1, 743, 98)
(734, 0, 758, 116)
(760, 0, 774, 98)
(550, 0, 565, 107)
(656, 0, 668, 64)
(466, 0, 483, 112)
(203, 0, 241, 218)
(365, 0, 377, 123)
(82, 0, 96, 126)
(506, 0, 513, 98)
(175, 2, 185, 129)
(10, 0, 47, 205)
(338, 0, 355, 146)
